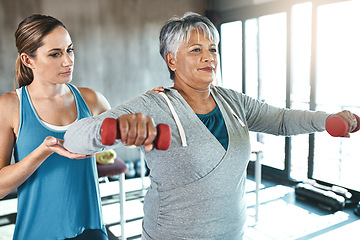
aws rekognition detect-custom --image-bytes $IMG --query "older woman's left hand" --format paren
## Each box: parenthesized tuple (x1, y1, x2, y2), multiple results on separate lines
(333, 110, 359, 137)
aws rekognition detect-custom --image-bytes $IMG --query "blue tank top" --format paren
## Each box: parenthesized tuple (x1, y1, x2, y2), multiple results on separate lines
(13, 83, 105, 240)
(196, 105, 229, 150)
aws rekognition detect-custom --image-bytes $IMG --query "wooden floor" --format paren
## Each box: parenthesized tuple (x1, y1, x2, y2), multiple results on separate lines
(1, 176, 359, 240)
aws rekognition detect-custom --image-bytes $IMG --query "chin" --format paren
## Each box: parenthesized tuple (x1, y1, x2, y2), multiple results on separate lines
(59, 77, 73, 84)
(206, 77, 216, 83)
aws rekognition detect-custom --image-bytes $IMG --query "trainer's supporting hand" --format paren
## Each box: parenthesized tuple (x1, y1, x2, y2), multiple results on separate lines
(101, 113, 171, 151)
(44, 136, 93, 159)
(325, 110, 360, 137)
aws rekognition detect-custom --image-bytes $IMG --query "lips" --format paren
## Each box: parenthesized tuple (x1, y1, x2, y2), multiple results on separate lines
(60, 70, 73, 76)
(200, 66, 214, 72)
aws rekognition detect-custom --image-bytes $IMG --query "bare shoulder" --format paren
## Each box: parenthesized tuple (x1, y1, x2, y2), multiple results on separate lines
(0, 90, 19, 128)
(77, 87, 97, 99)
(0, 91, 19, 114)
(77, 87, 105, 105)
(77, 87, 111, 116)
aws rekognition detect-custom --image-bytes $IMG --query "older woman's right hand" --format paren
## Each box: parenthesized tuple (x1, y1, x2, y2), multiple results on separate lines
(117, 113, 157, 151)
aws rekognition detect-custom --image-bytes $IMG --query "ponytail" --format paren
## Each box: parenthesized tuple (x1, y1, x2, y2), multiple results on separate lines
(15, 55, 34, 88)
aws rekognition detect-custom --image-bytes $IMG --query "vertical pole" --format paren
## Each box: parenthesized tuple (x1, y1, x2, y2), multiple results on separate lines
(119, 173, 126, 240)
(254, 151, 262, 223)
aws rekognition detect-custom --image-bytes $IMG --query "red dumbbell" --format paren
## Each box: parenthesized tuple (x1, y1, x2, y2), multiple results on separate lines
(325, 114, 360, 137)
(100, 118, 171, 150)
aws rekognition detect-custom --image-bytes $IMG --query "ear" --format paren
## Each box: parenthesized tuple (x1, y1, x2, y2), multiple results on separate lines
(20, 53, 35, 69)
(165, 52, 176, 72)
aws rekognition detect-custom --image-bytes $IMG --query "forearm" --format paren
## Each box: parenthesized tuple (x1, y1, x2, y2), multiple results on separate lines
(64, 95, 153, 154)
(281, 109, 330, 135)
(63, 115, 112, 154)
(0, 142, 53, 199)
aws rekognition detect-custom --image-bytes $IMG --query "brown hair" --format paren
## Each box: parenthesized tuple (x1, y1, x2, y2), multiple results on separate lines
(14, 14, 66, 88)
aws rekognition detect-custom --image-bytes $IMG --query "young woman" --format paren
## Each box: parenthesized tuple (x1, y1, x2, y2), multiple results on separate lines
(0, 14, 110, 240)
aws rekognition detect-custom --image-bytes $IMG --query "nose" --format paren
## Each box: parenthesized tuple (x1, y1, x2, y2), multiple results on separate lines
(62, 52, 74, 67)
(202, 50, 215, 63)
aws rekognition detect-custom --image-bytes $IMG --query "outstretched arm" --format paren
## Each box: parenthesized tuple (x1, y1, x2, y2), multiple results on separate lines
(221, 88, 358, 137)
(63, 110, 157, 154)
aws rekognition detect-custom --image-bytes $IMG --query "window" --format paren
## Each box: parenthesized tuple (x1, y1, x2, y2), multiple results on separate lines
(219, 0, 360, 192)
(220, 21, 243, 91)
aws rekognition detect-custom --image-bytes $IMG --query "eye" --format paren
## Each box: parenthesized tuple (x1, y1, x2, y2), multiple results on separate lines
(67, 48, 74, 53)
(191, 48, 201, 53)
(49, 53, 60, 58)
(210, 48, 217, 53)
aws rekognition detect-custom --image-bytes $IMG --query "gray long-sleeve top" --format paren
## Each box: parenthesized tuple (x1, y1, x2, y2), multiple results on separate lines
(64, 86, 330, 240)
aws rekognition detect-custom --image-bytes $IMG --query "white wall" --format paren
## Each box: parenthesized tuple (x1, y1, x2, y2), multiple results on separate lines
(0, 0, 210, 161)
(0, 0, 209, 106)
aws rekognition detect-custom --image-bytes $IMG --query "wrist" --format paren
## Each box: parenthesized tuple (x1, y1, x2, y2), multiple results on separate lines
(40, 143, 55, 157)
(40, 137, 57, 156)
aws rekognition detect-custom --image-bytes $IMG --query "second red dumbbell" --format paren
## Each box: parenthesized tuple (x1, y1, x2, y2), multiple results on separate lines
(100, 118, 171, 150)
(325, 114, 360, 137)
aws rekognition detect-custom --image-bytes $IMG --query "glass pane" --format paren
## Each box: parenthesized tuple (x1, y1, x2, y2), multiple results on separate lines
(289, 2, 312, 180)
(245, 13, 287, 170)
(291, 2, 312, 105)
(314, 1, 360, 191)
(245, 18, 259, 98)
(258, 12, 287, 106)
(220, 21, 243, 92)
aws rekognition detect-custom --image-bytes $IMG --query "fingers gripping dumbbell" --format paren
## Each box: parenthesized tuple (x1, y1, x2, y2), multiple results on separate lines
(100, 118, 171, 150)
(325, 114, 360, 137)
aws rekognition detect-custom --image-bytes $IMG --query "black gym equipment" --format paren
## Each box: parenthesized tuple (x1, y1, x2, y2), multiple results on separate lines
(294, 180, 353, 212)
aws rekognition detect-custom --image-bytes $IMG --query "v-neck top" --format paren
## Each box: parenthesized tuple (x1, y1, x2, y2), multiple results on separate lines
(64, 86, 330, 240)
(196, 105, 228, 150)
(13, 83, 105, 240)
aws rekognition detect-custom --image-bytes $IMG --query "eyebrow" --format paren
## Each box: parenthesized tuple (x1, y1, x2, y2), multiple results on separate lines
(48, 43, 73, 52)
(189, 43, 217, 47)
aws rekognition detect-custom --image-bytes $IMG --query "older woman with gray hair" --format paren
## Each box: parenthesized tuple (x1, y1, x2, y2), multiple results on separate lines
(64, 12, 357, 239)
